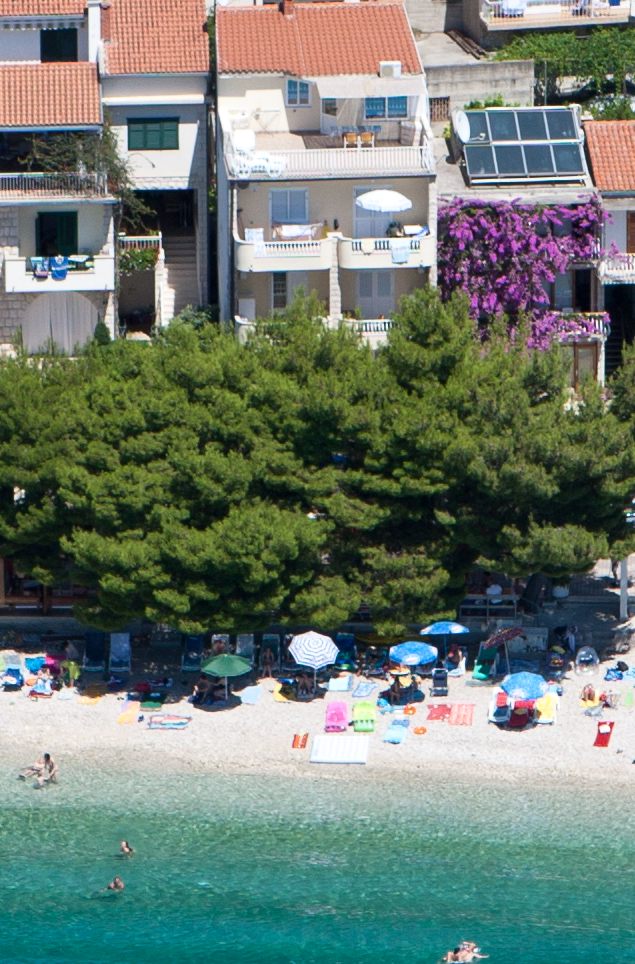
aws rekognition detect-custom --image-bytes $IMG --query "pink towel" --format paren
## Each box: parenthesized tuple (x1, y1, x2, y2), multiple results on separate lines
(449, 703, 475, 726)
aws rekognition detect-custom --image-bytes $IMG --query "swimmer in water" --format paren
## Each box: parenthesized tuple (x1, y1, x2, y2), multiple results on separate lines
(119, 840, 134, 856)
(106, 876, 125, 891)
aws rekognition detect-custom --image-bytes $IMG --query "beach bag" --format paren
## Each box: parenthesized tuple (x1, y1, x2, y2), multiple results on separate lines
(617, 661, 629, 673)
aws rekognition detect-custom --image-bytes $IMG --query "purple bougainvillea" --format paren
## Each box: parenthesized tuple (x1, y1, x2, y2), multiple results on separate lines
(437, 196, 609, 349)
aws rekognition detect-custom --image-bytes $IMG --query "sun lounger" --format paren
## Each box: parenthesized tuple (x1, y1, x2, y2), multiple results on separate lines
(473, 644, 498, 681)
(2, 664, 24, 691)
(430, 667, 449, 697)
(534, 691, 558, 724)
(310, 734, 368, 764)
(235, 633, 255, 661)
(328, 674, 353, 692)
(181, 634, 205, 672)
(352, 700, 376, 733)
(83, 631, 107, 673)
(325, 700, 349, 732)
(108, 633, 131, 674)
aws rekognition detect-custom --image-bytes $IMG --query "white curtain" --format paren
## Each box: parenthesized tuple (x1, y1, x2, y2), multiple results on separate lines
(22, 293, 98, 354)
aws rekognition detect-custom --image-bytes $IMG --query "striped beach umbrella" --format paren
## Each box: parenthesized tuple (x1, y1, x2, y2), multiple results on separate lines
(289, 630, 339, 688)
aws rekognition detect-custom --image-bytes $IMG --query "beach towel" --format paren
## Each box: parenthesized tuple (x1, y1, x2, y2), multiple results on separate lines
(140, 699, 164, 710)
(427, 704, 452, 721)
(57, 687, 75, 701)
(147, 714, 191, 730)
(593, 721, 614, 747)
(449, 703, 475, 726)
(117, 700, 141, 724)
(623, 688, 634, 710)
(390, 238, 410, 264)
(352, 681, 376, 699)
(25, 656, 45, 674)
(273, 682, 296, 702)
(383, 719, 409, 744)
(78, 695, 101, 705)
(240, 685, 262, 705)
(328, 674, 352, 692)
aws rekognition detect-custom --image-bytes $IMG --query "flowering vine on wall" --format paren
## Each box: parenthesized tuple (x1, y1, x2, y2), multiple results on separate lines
(437, 196, 610, 349)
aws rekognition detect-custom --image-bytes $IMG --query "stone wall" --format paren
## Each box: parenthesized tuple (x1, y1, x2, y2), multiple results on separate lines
(426, 59, 535, 112)
(405, 0, 464, 34)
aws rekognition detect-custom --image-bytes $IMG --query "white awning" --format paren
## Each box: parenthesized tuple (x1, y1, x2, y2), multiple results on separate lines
(314, 75, 425, 100)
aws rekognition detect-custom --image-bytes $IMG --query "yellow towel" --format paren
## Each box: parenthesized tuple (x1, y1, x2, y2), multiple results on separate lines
(580, 698, 600, 708)
(78, 695, 101, 706)
(535, 693, 558, 719)
(273, 682, 296, 703)
(117, 701, 140, 724)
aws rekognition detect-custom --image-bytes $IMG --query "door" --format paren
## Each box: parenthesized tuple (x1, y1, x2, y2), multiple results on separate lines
(354, 186, 393, 239)
(628, 212, 635, 254)
(36, 212, 78, 256)
(357, 270, 394, 319)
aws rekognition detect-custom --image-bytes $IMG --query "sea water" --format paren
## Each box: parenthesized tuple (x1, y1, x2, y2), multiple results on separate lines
(0, 766, 633, 963)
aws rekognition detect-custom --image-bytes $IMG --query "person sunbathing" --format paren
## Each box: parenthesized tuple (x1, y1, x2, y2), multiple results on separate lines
(581, 683, 596, 702)
(297, 673, 313, 697)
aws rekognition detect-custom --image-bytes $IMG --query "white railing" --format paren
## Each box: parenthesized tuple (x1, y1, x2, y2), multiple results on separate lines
(226, 142, 435, 180)
(234, 234, 332, 272)
(118, 233, 162, 251)
(351, 238, 423, 253)
(0, 172, 109, 196)
(598, 252, 635, 284)
(347, 319, 394, 333)
(481, 0, 628, 22)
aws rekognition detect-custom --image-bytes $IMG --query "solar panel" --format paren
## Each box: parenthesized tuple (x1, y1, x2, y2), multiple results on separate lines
(457, 107, 586, 184)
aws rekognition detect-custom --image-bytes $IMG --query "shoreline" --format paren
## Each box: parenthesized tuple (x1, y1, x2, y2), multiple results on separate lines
(2, 669, 634, 794)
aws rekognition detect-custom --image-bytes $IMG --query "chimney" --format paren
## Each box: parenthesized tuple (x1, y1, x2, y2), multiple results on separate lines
(280, 0, 294, 16)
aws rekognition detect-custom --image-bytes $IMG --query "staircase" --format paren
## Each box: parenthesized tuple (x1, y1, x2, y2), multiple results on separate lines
(160, 235, 199, 322)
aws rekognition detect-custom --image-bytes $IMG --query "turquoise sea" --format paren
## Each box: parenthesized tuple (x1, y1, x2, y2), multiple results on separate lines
(0, 767, 633, 963)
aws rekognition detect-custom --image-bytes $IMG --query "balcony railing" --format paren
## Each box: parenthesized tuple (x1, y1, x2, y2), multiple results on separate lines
(235, 234, 332, 273)
(4, 255, 115, 293)
(118, 233, 163, 251)
(0, 172, 110, 198)
(340, 233, 435, 270)
(481, 0, 629, 27)
(226, 141, 435, 181)
(598, 253, 635, 284)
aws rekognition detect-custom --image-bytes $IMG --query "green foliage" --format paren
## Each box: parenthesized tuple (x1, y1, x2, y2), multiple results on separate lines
(588, 96, 635, 120)
(92, 321, 111, 346)
(0, 291, 632, 634)
(497, 27, 635, 101)
(119, 247, 159, 276)
(465, 94, 506, 109)
(24, 122, 151, 232)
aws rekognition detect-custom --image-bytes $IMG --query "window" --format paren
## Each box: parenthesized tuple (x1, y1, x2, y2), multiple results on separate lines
(364, 97, 408, 119)
(270, 189, 308, 224)
(272, 273, 287, 310)
(286, 80, 309, 106)
(36, 211, 78, 257)
(321, 99, 337, 116)
(127, 118, 179, 151)
(429, 97, 450, 122)
(41, 28, 78, 62)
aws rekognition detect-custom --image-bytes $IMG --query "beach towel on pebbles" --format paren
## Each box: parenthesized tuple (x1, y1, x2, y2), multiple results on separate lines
(240, 685, 262, 705)
(351, 681, 376, 699)
(427, 704, 452, 721)
(383, 719, 409, 744)
(328, 674, 352, 692)
(449, 704, 474, 726)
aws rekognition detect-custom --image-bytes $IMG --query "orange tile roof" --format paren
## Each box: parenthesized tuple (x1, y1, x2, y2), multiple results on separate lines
(104, 0, 209, 75)
(0, 1, 85, 14)
(0, 63, 101, 128)
(584, 120, 635, 193)
(217, 1, 421, 77)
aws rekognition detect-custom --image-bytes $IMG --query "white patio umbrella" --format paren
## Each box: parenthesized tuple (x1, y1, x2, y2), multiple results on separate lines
(289, 630, 339, 688)
(355, 189, 412, 213)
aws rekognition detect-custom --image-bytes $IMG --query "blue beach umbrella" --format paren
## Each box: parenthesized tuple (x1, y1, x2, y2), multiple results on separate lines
(419, 620, 470, 654)
(389, 641, 438, 666)
(501, 672, 548, 701)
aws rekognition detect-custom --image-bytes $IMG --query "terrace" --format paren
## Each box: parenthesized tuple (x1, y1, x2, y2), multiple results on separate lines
(480, 0, 630, 29)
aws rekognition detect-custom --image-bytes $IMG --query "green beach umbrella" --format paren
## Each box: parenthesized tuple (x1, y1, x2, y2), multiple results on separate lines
(201, 653, 252, 701)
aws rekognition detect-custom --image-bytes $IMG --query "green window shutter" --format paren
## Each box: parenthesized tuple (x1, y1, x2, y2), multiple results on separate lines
(127, 118, 179, 150)
(128, 122, 145, 150)
(161, 120, 179, 149)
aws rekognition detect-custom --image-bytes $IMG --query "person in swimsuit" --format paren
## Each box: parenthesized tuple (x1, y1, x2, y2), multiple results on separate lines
(107, 876, 125, 891)
(120, 840, 134, 856)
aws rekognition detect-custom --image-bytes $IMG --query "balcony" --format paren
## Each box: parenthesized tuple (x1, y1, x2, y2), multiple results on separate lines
(347, 318, 394, 349)
(225, 131, 435, 181)
(234, 233, 332, 273)
(338, 233, 435, 270)
(4, 255, 115, 293)
(0, 172, 110, 202)
(481, 0, 630, 29)
(598, 253, 635, 285)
